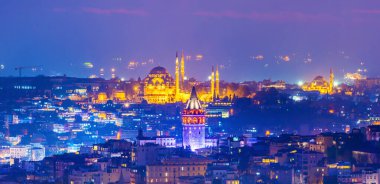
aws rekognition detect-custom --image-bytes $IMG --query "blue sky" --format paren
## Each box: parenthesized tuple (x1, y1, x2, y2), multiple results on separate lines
(0, 0, 380, 82)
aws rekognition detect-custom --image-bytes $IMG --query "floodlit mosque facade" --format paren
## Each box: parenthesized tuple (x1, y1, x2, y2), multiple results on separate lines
(143, 51, 221, 104)
(182, 86, 206, 150)
(143, 66, 177, 104)
(302, 69, 335, 95)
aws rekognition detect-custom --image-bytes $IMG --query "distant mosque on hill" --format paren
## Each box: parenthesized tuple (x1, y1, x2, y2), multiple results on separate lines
(143, 51, 221, 104)
(301, 68, 335, 95)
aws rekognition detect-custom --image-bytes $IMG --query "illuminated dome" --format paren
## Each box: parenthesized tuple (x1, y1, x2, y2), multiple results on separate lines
(150, 66, 169, 75)
(314, 76, 324, 81)
(311, 76, 328, 86)
(144, 66, 174, 84)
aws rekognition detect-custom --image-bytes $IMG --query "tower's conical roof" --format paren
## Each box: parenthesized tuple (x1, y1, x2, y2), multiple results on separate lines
(190, 86, 198, 99)
(185, 86, 202, 110)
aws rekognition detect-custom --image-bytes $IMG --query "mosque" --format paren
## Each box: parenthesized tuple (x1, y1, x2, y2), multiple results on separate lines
(142, 66, 177, 104)
(301, 69, 335, 95)
(143, 51, 221, 104)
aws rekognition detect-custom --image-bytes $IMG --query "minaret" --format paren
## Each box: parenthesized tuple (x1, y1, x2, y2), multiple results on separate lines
(111, 68, 116, 79)
(175, 52, 180, 101)
(329, 68, 334, 94)
(215, 65, 220, 98)
(180, 50, 185, 90)
(116, 129, 121, 140)
(210, 66, 215, 100)
(182, 86, 206, 151)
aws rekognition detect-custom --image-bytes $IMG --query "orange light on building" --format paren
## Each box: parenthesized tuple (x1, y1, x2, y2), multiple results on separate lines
(328, 109, 335, 114)
(133, 85, 139, 92)
(337, 165, 351, 169)
(98, 112, 106, 120)
(345, 125, 350, 133)
(116, 130, 121, 140)
(97, 93, 107, 101)
(345, 91, 353, 96)
(265, 130, 271, 137)
(262, 158, 277, 164)
(373, 121, 380, 125)
(113, 91, 126, 101)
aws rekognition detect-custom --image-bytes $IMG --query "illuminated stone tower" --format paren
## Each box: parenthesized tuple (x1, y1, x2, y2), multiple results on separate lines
(215, 65, 220, 98)
(182, 86, 206, 151)
(210, 66, 215, 100)
(175, 52, 180, 100)
(329, 68, 334, 94)
(180, 50, 185, 90)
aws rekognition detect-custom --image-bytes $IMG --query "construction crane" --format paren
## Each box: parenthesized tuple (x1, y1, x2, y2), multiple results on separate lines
(15, 65, 43, 77)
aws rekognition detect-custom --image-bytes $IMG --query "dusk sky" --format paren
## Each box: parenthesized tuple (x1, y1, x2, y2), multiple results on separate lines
(1, 0, 380, 82)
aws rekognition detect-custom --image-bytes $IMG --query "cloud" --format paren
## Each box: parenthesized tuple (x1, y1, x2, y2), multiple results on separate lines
(82, 7, 148, 16)
(353, 9, 380, 15)
(194, 11, 338, 23)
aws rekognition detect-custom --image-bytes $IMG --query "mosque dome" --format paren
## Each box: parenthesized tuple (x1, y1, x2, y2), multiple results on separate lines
(145, 66, 174, 84)
(149, 66, 169, 75)
(312, 76, 328, 86)
(313, 76, 325, 81)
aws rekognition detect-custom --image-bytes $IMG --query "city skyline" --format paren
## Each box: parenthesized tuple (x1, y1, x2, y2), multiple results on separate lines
(3, 1, 380, 184)
(1, 1, 380, 82)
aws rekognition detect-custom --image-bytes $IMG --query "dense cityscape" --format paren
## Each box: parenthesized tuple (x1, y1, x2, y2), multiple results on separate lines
(2, 1, 380, 184)
(0, 52, 380, 183)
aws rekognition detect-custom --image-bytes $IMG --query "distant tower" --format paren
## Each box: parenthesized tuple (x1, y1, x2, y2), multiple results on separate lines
(100, 68, 105, 77)
(180, 50, 185, 90)
(215, 65, 220, 98)
(182, 87, 206, 151)
(175, 52, 180, 101)
(210, 66, 215, 100)
(329, 68, 334, 94)
(111, 68, 116, 79)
